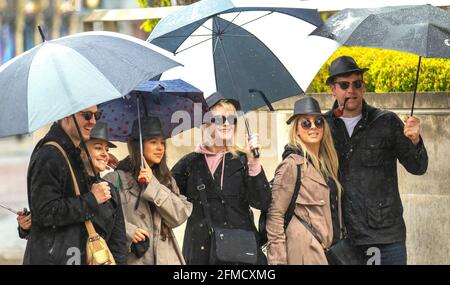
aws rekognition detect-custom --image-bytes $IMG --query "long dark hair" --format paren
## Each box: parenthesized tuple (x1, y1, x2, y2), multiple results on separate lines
(127, 137, 174, 192)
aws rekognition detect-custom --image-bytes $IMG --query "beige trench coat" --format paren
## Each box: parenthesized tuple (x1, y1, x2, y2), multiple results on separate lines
(266, 154, 341, 265)
(104, 170, 192, 265)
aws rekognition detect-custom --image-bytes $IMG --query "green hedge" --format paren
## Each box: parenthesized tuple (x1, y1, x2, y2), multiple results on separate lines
(309, 47, 450, 93)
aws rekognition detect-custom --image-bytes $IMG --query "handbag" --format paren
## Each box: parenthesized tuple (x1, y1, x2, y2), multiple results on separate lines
(46, 142, 116, 265)
(296, 216, 364, 265)
(195, 155, 259, 265)
(130, 236, 150, 258)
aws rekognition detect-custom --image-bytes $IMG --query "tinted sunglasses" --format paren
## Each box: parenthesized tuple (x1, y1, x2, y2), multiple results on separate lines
(80, 110, 102, 121)
(211, 115, 238, 125)
(299, 117, 324, 130)
(334, 79, 364, 90)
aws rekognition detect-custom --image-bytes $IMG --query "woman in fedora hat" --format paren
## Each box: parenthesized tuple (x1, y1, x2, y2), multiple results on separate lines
(266, 96, 342, 265)
(104, 116, 192, 265)
(20, 122, 128, 264)
(171, 97, 271, 265)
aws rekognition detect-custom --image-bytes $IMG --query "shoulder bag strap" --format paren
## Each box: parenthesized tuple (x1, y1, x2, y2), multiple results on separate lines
(284, 164, 301, 229)
(44, 141, 98, 240)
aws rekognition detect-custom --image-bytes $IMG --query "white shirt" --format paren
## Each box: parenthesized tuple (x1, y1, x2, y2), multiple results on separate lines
(340, 114, 362, 137)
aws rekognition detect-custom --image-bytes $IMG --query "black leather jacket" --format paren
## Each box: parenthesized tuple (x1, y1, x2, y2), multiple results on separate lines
(325, 100, 428, 245)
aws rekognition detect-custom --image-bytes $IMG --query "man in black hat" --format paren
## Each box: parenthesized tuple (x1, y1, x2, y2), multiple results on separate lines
(324, 56, 428, 265)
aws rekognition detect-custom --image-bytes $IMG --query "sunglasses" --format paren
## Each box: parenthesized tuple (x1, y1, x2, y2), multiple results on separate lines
(211, 115, 238, 125)
(334, 80, 364, 90)
(80, 110, 103, 121)
(299, 117, 324, 130)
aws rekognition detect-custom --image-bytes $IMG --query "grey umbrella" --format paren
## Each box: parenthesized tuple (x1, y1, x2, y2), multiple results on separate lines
(313, 4, 450, 115)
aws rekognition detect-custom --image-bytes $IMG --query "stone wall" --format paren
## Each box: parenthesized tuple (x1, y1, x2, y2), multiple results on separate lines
(29, 92, 449, 265)
(145, 92, 448, 265)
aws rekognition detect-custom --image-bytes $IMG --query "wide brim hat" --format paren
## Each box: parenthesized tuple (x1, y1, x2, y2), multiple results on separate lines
(286, 96, 322, 124)
(206, 92, 241, 111)
(89, 122, 117, 148)
(129, 116, 166, 140)
(326, 56, 369, 85)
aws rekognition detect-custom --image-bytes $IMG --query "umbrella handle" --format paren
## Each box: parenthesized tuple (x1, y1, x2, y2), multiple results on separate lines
(244, 117, 260, 159)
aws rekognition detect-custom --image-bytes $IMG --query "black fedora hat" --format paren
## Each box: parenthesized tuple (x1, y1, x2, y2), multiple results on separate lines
(89, 122, 117, 148)
(326, 56, 369, 85)
(286, 96, 322, 124)
(129, 116, 165, 140)
(206, 92, 241, 111)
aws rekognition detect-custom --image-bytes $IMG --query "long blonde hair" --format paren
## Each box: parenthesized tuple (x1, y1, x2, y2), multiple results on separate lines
(288, 116, 342, 192)
(203, 100, 246, 157)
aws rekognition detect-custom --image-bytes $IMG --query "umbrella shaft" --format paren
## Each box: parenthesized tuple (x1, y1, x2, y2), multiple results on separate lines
(136, 96, 145, 169)
(411, 56, 422, 117)
(0, 203, 18, 214)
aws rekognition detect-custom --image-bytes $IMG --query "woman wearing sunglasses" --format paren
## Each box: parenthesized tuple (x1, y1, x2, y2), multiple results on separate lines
(266, 96, 342, 265)
(104, 116, 192, 265)
(171, 95, 271, 265)
(21, 121, 128, 264)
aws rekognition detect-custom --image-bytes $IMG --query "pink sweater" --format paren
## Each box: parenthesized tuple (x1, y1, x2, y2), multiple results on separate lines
(194, 145, 262, 190)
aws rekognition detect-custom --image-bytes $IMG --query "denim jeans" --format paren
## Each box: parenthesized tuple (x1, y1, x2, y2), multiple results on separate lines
(359, 241, 407, 265)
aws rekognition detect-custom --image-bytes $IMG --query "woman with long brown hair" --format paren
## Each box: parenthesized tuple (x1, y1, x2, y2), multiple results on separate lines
(266, 96, 342, 265)
(104, 116, 192, 265)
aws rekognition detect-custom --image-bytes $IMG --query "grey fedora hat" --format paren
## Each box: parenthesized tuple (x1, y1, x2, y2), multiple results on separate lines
(286, 96, 322, 124)
(326, 56, 369, 85)
(89, 122, 117, 148)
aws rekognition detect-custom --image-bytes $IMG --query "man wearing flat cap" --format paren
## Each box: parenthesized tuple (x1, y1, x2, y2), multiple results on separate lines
(324, 56, 428, 265)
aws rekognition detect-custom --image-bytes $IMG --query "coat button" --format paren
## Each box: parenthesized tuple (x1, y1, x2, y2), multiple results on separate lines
(140, 214, 146, 219)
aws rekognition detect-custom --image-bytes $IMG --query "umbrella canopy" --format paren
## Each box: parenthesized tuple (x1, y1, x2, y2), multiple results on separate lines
(313, 4, 450, 115)
(313, 4, 450, 59)
(0, 31, 180, 138)
(148, 0, 339, 112)
(99, 79, 207, 142)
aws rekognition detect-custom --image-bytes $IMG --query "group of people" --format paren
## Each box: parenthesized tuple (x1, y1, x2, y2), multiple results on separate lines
(17, 56, 428, 265)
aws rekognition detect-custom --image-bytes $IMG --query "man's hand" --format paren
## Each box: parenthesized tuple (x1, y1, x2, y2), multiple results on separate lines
(404, 116, 421, 145)
(17, 211, 31, 230)
(91, 181, 111, 204)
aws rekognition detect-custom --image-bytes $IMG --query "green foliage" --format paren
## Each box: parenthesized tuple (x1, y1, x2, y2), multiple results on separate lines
(137, 0, 172, 33)
(310, 47, 450, 93)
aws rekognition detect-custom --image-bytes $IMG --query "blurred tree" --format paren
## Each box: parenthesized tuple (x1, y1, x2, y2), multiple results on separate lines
(137, 0, 199, 33)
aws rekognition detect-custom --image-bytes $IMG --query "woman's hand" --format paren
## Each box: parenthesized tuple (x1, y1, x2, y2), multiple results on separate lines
(138, 158, 153, 184)
(247, 133, 261, 163)
(132, 228, 149, 243)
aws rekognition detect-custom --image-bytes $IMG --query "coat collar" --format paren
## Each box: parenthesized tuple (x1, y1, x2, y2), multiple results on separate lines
(285, 153, 328, 187)
(36, 122, 81, 157)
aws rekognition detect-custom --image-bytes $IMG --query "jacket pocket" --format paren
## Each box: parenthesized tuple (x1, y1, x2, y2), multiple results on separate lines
(361, 147, 383, 167)
(366, 198, 397, 229)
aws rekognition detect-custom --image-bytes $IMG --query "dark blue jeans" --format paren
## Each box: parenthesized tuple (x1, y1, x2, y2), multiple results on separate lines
(359, 241, 407, 265)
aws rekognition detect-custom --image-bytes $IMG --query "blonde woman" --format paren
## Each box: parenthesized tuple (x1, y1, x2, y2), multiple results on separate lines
(171, 95, 271, 265)
(266, 96, 342, 265)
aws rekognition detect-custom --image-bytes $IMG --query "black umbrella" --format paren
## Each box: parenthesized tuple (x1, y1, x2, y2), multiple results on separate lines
(313, 4, 450, 115)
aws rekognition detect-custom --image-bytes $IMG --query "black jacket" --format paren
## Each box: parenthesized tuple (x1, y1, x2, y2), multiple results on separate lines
(171, 152, 271, 265)
(24, 123, 127, 264)
(325, 100, 428, 245)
